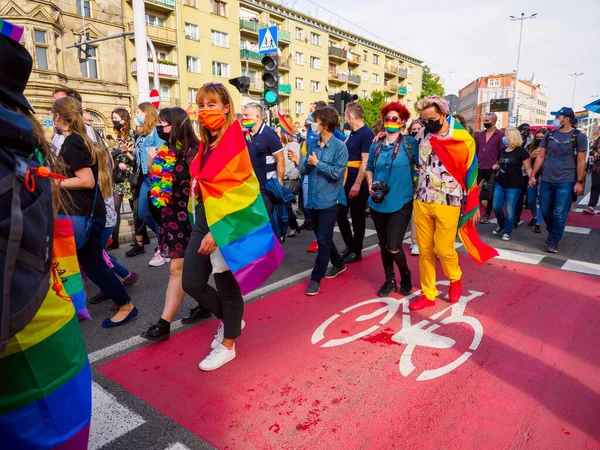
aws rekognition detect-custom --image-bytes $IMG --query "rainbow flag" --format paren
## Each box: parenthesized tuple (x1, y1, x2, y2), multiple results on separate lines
(53, 219, 91, 321)
(0, 18, 24, 42)
(429, 117, 498, 264)
(0, 225, 91, 449)
(575, 110, 589, 120)
(192, 122, 284, 294)
(277, 110, 295, 138)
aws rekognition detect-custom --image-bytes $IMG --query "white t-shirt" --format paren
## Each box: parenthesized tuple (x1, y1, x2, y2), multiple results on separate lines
(283, 141, 301, 180)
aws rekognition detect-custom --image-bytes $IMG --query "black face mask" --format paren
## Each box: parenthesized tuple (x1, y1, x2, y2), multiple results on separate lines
(483, 123, 493, 129)
(424, 119, 443, 135)
(113, 120, 122, 130)
(156, 124, 170, 142)
(410, 131, 418, 138)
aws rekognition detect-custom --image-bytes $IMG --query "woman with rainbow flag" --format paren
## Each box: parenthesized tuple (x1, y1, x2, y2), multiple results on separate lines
(183, 83, 284, 371)
(410, 96, 498, 311)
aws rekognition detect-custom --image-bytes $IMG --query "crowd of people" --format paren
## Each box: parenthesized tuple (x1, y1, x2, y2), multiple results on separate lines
(0, 20, 597, 448)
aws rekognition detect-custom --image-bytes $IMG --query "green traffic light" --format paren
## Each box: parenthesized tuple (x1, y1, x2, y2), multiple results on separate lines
(264, 90, 278, 105)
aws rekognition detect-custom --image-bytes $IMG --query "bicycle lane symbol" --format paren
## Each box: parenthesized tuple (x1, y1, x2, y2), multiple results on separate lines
(311, 281, 484, 381)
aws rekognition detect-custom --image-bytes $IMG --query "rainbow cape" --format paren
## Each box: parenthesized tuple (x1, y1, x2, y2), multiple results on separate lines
(191, 122, 284, 294)
(0, 221, 91, 449)
(429, 117, 498, 264)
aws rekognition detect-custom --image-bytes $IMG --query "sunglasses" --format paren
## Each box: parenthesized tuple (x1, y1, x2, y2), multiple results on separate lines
(421, 117, 442, 125)
(384, 116, 401, 122)
(203, 82, 223, 87)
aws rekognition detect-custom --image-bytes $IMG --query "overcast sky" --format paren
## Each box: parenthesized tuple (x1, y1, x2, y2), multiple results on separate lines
(291, 0, 599, 116)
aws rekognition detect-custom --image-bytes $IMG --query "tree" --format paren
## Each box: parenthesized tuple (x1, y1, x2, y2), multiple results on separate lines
(358, 90, 387, 128)
(419, 65, 445, 99)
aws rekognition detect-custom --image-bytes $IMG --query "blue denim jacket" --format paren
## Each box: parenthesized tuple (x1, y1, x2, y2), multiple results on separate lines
(135, 128, 165, 175)
(299, 135, 348, 210)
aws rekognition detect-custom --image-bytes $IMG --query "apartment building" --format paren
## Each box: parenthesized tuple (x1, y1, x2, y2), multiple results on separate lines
(1, 0, 131, 137)
(458, 74, 550, 130)
(123, 0, 423, 124)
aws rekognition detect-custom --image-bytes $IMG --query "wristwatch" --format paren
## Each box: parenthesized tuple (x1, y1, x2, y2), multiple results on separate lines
(577, 179, 584, 183)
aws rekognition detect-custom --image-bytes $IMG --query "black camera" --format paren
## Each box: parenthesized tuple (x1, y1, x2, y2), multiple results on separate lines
(371, 181, 389, 204)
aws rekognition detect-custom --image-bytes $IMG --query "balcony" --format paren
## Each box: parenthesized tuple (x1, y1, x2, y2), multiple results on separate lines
(278, 30, 291, 42)
(398, 68, 408, 79)
(126, 0, 174, 11)
(131, 61, 179, 78)
(328, 69, 347, 83)
(384, 63, 398, 76)
(159, 98, 181, 108)
(384, 81, 398, 92)
(398, 86, 408, 96)
(127, 22, 176, 46)
(279, 57, 291, 71)
(279, 83, 292, 95)
(239, 18, 268, 34)
(347, 74, 361, 85)
(328, 46, 347, 61)
(248, 78, 261, 93)
(348, 52, 361, 65)
(240, 48, 262, 63)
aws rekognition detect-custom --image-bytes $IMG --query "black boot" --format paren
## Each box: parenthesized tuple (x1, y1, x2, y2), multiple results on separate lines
(140, 319, 171, 341)
(377, 280, 397, 297)
(400, 270, 413, 295)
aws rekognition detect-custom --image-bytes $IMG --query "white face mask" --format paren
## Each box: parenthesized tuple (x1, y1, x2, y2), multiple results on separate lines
(311, 122, 321, 135)
(344, 130, 351, 137)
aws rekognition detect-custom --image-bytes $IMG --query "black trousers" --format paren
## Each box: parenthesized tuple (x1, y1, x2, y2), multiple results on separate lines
(182, 203, 244, 340)
(337, 180, 369, 255)
(371, 202, 413, 282)
(477, 169, 495, 216)
(310, 205, 344, 281)
(590, 173, 600, 208)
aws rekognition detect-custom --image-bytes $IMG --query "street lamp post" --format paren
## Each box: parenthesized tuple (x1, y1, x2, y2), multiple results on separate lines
(509, 12, 537, 125)
(569, 73, 584, 107)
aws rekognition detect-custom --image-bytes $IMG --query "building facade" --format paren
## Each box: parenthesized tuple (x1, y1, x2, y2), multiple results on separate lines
(458, 74, 550, 131)
(1, 0, 131, 137)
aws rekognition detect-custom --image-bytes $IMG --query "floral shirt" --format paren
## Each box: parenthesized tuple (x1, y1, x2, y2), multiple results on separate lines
(415, 132, 463, 206)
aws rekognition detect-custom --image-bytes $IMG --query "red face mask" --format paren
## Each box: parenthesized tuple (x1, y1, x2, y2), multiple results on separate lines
(198, 109, 226, 131)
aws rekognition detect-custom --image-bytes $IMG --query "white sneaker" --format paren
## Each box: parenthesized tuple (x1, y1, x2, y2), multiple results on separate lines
(502, 233, 510, 241)
(410, 244, 419, 256)
(211, 320, 246, 349)
(198, 344, 236, 371)
(148, 250, 167, 267)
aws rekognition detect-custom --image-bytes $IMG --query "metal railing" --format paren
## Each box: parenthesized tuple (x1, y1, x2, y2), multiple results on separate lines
(239, 18, 268, 33)
(127, 22, 177, 44)
(398, 87, 408, 95)
(279, 84, 292, 94)
(398, 68, 408, 79)
(131, 61, 179, 77)
(347, 74, 361, 84)
(240, 49, 262, 62)
(328, 46, 347, 59)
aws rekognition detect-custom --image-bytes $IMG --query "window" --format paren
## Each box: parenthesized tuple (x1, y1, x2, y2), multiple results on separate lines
(408, 66, 414, 75)
(295, 52, 304, 65)
(240, 39, 257, 51)
(372, 73, 379, 83)
(362, 70, 368, 81)
(407, 82, 413, 92)
(148, 49, 168, 61)
(373, 54, 379, 65)
(295, 77, 304, 90)
(295, 102, 304, 115)
(80, 45, 98, 79)
(362, 51, 368, 62)
(295, 27, 303, 40)
(160, 85, 170, 101)
(185, 23, 199, 40)
(241, 67, 258, 84)
(239, 8, 257, 20)
(489, 78, 500, 87)
(212, 61, 229, 77)
(145, 14, 165, 27)
(188, 88, 198, 104)
(76, 0, 91, 18)
(186, 56, 201, 73)
(210, 0, 227, 17)
(310, 32, 320, 46)
(407, 99, 412, 109)
(184, 0, 196, 6)
(310, 56, 321, 69)
(310, 81, 321, 92)
(362, 90, 368, 99)
(211, 30, 228, 47)
(34, 30, 48, 70)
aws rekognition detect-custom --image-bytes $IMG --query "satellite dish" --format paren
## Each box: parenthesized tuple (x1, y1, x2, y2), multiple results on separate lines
(445, 94, 460, 114)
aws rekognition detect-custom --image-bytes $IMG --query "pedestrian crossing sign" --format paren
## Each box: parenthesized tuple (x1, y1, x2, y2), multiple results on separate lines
(258, 26, 278, 54)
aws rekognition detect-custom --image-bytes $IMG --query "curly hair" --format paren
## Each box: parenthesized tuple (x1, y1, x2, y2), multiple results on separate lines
(380, 102, 411, 122)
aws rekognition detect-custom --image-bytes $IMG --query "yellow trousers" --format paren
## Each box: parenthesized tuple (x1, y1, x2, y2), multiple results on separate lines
(414, 200, 462, 300)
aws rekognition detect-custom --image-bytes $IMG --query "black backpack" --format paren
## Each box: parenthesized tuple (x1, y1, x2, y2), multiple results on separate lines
(0, 115, 54, 352)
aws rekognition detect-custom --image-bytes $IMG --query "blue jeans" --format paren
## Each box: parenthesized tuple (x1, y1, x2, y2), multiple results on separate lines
(540, 181, 575, 245)
(309, 205, 344, 281)
(493, 184, 521, 235)
(527, 180, 543, 225)
(138, 175, 159, 236)
(100, 226, 131, 279)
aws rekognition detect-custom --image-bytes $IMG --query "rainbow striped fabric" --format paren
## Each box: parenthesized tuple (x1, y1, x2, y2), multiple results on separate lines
(574, 110, 589, 120)
(0, 221, 91, 449)
(191, 122, 284, 294)
(429, 117, 498, 264)
(0, 18, 24, 42)
(277, 110, 295, 138)
(383, 121, 401, 133)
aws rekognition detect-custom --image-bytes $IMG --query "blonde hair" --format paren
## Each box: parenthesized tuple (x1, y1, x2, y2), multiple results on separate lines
(416, 95, 450, 115)
(137, 102, 158, 136)
(505, 128, 523, 149)
(196, 84, 236, 151)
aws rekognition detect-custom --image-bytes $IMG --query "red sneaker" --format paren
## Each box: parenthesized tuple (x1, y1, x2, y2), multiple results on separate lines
(449, 280, 462, 303)
(583, 207, 595, 215)
(409, 295, 436, 311)
(307, 240, 319, 253)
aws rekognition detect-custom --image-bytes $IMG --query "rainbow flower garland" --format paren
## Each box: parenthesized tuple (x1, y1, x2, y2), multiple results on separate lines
(150, 144, 177, 208)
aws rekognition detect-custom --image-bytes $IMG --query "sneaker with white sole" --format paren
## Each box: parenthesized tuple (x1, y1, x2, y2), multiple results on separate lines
(198, 344, 236, 371)
(492, 226, 502, 236)
(149, 249, 167, 267)
(410, 244, 419, 256)
(211, 320, 246, 349)
(502, 233, 510, 241)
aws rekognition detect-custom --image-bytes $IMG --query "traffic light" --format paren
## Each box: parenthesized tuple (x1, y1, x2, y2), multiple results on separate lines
(78, 43, 94, 62)
(261, 54, 279, 106)
(328, 91, 359, 115)
(229, 76, 251, 94)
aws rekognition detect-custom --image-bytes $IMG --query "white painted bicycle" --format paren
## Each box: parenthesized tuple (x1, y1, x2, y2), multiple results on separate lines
(311, 281, 484, 381)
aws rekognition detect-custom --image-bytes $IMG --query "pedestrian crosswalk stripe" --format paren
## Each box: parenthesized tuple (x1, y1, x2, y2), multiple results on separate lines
(494, 248, 545, 265)
(564, 225, 591, 235)
(89, 382, 146, 450)
(164, 443, 193, 450)
(561, 259, 600, 277)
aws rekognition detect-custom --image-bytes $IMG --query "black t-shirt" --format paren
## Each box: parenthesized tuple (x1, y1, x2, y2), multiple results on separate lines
(495, 146, 530, 188)
(345, 125, 374, 186)
(59, 133, 106, 217)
